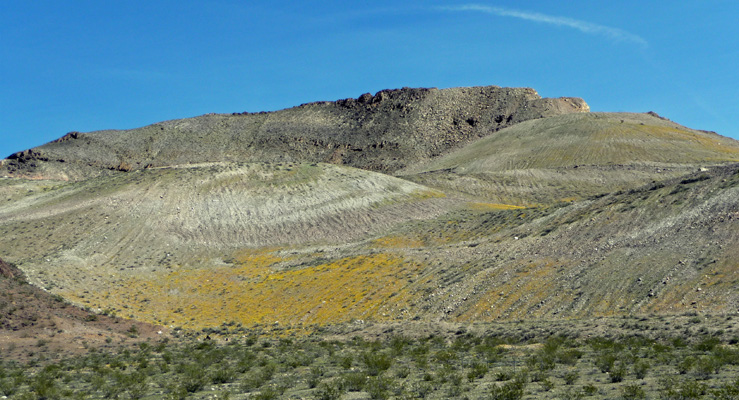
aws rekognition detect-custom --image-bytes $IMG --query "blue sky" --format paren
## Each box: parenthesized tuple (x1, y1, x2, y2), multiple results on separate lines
(2, 1, 738, 156)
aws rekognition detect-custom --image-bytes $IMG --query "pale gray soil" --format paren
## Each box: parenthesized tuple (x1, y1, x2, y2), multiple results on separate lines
(0, 162, 459, 299)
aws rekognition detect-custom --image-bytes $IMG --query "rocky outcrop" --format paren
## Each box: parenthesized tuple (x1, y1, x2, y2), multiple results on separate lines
(1, 86, 588, 180)
(0, 257, 15, 279)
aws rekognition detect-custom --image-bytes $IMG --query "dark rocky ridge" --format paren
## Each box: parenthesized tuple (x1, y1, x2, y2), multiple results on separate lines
(1, 86, 588, 180)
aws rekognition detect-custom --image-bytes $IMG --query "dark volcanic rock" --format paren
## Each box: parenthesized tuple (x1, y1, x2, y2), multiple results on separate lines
(0, 257, 15, 278)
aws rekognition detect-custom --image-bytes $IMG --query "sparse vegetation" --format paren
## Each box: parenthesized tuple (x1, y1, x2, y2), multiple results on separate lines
(3, 87, 739, 399)
(0, 319, 737, 399)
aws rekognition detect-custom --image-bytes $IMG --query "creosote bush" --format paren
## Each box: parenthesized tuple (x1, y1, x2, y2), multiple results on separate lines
(1, 318, 739, 399)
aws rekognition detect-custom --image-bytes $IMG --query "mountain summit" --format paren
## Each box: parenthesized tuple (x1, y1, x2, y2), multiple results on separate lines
(2, 86, 587, 180)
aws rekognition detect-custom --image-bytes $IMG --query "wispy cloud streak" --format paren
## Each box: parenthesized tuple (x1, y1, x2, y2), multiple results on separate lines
(440, 4, 648, 48)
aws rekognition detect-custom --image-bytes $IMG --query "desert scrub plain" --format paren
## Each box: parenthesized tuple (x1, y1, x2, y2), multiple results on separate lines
(2, 315, 739, 399)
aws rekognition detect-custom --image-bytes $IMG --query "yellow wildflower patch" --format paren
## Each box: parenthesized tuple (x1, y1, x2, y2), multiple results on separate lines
(467, 202, 526, 211)
(83, 253, 422, 330)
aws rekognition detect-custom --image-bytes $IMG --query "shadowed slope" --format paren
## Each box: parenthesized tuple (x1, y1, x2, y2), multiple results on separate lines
(401, 112, 739, 205)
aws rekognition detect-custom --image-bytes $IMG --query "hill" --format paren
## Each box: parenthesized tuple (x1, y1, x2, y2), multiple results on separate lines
(1, 85, 739, 333)
(1, 86, 587, 180)
(0, 257, 164, 361)
(2, 163, 738, 330)
(401, 112, 739, 205)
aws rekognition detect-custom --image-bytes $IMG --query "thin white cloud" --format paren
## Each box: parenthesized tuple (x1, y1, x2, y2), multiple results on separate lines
(440, 4, 648, 48)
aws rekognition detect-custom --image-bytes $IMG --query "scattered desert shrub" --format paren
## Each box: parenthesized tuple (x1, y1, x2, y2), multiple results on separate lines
(1, 318, 738, 399)
(467, 360, 489, 381)
(362, 351, 393, 376)
(489, 377, 525, 400)
(563, 369, 579, 385)
(621, 383, 646, 399)
(340, 372, 367, 392)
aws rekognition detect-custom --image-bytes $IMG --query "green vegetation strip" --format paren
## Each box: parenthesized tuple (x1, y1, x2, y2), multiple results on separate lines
(2, 321, 739, 399)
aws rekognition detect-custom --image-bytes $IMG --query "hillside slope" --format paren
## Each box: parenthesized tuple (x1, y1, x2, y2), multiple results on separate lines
(0, 258, 163, 361)
(0, 161, 459, 322)
(1, 85, 738, 332)
(1, 86, 587, 180)
(2, 162, 737, 329)
(401, 112, 739, 205)
(420, 163, 739, 321)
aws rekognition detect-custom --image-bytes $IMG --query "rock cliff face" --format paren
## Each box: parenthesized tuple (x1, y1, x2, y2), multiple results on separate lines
(1, 86, 588, 180)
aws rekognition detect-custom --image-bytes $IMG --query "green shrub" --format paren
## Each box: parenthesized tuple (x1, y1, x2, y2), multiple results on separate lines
(711, 377, 739, 400)
(558, 348, 583, 365)
(621, 383, 646, 399)
(0, 377, 20, 397)
(633, 360, 650, 379)
(236, 350, 255, 373)
(390, 336, 410, 357)
(362, 351, 392, 376)
(403, 381, 433, 399)
(181, 364, 207, 393)
(609, 363, 626, 383)
(467, 361, 489, 381)
(396, 365, 411, 379)
(677, 356, 695, 374)
(127, 324, 139, 338)
(316, 381, 343, 400)
(670, 337, 688, 348)
(339, 354, 353, 370)
(529, 370, 548, 383)
(712, 346, 739, 366)
(563, 370, 579, 385)
(340, 372, 367, 392)
(31, 372, 59, 400)
(495, 369, 514, 381)
(559, 386, 585, 400)
(253, 386, 279, 400)
(476, 343, 501, 363)
(366, 376, 393, 400)
(240, 365, 275, 392)
(308, 366, 323, 388)
(594, 351, 617, 373)
(582, 383, 598, 396)
(210, 365, 237, 384)
(694, 355, 720, 379)
(489, 379, 524, 400)
(693, 337, 720, 352)
(526, 351, 556, 371)
(124, 372, 149, 400)
(540, 377, 555, 391)
(660, 377, 707, 400)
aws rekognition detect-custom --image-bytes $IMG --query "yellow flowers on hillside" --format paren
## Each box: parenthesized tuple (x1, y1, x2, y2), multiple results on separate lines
(87, 251, 422, 330)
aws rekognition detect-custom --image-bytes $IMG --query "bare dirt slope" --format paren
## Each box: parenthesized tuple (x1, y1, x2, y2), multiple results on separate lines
(408, 163, 739, 321)
(1, 86, 587, 180)
(401, 112, 739, 205)
(0, 258, 164, 361)
(1, 162, 737, 330)
(0, 161, 460, 321)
